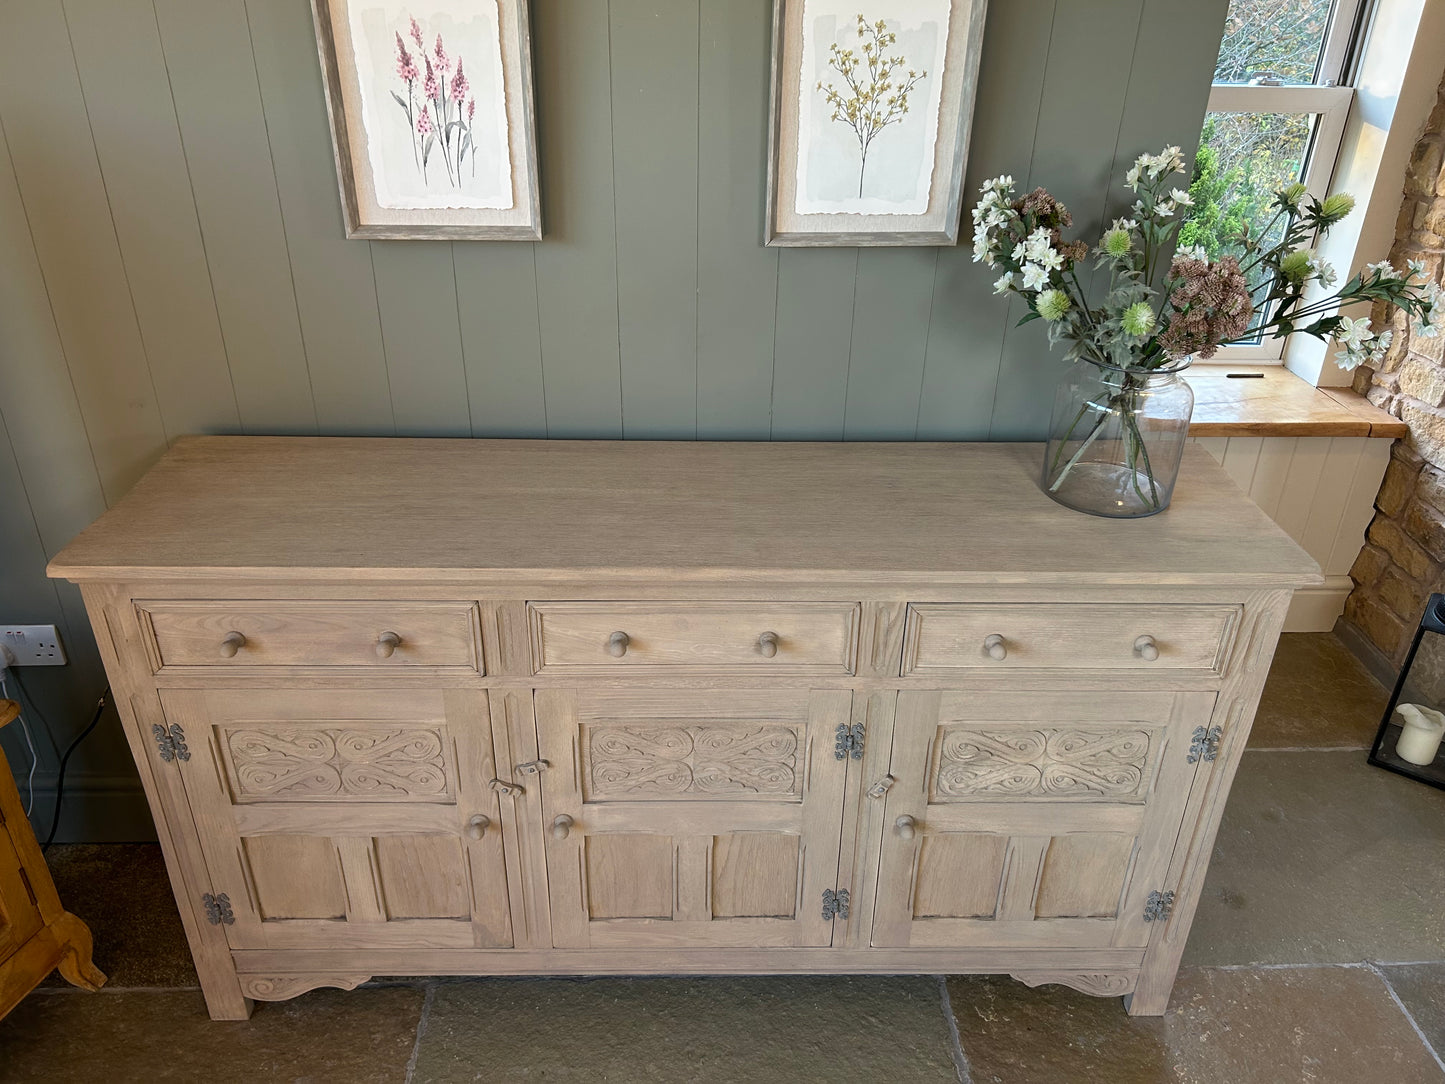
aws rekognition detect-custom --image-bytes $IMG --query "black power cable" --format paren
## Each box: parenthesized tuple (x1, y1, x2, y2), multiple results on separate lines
(9, 668, 112, 853)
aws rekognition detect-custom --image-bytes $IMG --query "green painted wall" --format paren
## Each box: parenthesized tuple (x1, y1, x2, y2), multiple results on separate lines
(0, 0, 1227, 838)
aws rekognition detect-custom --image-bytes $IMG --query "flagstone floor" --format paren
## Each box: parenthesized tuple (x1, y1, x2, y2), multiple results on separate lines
(2, 633, 1443, 1083)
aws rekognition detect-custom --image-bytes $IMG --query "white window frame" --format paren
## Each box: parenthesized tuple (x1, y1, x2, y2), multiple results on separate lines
(1205, 0, 1365, 363)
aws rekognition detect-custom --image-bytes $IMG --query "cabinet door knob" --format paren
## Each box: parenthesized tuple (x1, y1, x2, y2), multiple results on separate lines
(466, 814, 490, 841)
(983, 634, 1008, 661)
(607, 631, 630, 658)
(894, 814, 917, 840)
(375, 631, 402, 659)
(551, 814, 574, 840)
(1134, 634, 1160, 661)
(220, 631, 247, 658)
(757, 631, 779, 658)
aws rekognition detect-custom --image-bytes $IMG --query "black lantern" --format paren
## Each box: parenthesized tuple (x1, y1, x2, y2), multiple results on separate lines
(1369, 593, 1445, 790)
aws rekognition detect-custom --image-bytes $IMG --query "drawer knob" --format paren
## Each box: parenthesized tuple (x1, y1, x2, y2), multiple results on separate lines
(466, 814, 490, 841)
(219, 631, 247, 658)
(894, 814, 917, 840)
(757, 631, 780, 658)
(551, 814, 574, 840)
(607, 631, 630, 658)
(375, 631, 402, 659)
(983, 634, 1008, 661)
(1134, 634, 1160, 662)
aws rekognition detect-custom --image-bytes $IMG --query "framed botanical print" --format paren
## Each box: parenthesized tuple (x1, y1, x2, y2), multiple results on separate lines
(311, 0, 541, 240)
(765, 0, 987, 246)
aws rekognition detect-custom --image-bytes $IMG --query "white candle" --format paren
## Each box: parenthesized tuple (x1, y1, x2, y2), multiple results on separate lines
(1394, 703, 1445, 766)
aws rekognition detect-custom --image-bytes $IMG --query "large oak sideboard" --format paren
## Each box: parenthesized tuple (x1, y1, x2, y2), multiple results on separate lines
(48, 438, 1319, 1019)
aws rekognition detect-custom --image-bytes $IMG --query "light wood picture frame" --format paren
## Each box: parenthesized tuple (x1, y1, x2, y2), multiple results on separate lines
(311, 0, 541, 240)
(765, 0, 987, 247)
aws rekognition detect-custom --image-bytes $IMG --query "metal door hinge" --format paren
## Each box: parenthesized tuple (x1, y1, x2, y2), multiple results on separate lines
(1143, 889, 1175, 923)
(489, 777, 524, 797)
(821, 888, 850, 921)
(866, 774, 896, 800)
(834, 723, 864, 761)
(514, 759, 549, 776)
(1188, 726, 1222, 764)
(152, 723, 190, 763)
(202, 892, 235, 926)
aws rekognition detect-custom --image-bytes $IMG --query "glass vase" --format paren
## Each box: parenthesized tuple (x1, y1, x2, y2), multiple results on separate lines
(1041, 357, 1194, 518)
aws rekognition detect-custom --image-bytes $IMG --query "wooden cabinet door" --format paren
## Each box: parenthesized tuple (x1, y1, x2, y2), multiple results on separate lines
(0, 827, 43, 965)
(163, 688, 514, 952)
(536, 688, 852, 949)
(872, 690, 1212, 950)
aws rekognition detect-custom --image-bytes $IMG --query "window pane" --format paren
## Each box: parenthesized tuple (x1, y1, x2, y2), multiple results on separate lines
(1214, 0, 1336, 85)
(1179, 111, 1317, 342)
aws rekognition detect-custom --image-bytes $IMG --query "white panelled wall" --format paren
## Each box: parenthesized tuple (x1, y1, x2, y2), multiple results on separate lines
(1193, 436, 1392, 631)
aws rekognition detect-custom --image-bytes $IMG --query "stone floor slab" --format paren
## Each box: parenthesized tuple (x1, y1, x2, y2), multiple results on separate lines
(1381, 963, 1445, 1063)
(948, 966, 1443, 1084)
(39, 843, 196, 988)
(1249, 633, 1388, 749)
(410, 975, 960, 1083)
(1186, 749, 1445, 966)
(0, 986, 424, 1082)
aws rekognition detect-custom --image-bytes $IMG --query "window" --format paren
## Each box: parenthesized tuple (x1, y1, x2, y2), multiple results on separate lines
(1180, 0, 1364, 361)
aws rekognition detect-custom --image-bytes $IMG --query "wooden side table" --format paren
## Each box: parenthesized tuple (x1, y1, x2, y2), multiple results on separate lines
(0, 698, 105, 1018)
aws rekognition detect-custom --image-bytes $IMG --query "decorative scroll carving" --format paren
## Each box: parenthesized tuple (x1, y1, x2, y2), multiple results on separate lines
(585, 723, 800, 800)
(223, 725, 450, 802)
(240, 974, 373, 1001)
(932, 727, 1153, 801)
(1010, 971, 1135, 997)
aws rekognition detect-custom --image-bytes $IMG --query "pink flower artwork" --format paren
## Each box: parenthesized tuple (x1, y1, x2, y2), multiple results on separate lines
(392, 13, 480, 188)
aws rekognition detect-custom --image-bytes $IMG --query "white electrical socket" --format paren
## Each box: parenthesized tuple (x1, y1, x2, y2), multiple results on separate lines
(1, 625, 67, 666)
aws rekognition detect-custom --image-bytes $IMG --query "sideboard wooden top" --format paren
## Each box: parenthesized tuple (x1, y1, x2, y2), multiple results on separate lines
(47, 437, 1320, 586)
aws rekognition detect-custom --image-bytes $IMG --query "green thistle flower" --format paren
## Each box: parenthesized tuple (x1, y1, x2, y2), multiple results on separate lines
(1121, 302, 1155, 337)
(1102, 228, 1132, 258)
(1318, 192, 1356, 224)
(1036, 289, 1071, 321)
(1278, 182, 1308, 210)
(1278, 248, 1312, 284)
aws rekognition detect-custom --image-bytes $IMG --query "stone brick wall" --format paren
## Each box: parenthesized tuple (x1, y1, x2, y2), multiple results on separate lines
(1346, 72, 1445, 665)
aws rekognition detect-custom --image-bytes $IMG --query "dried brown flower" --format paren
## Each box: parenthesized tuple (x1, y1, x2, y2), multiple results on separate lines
(1158, 255, 1253, 360)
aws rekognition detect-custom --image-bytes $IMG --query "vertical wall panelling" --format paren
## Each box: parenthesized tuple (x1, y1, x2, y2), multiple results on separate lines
(1327, 438, 1392, 575)
(64, 0, 241, 440)
(610, 0, 701, 438)
(916, 0, 1058, 440)
(153, 0, 318, 435)
(770, 250, 858, 438)
(0, 122, 108, 554)
(696, 0, 779, 439)
(531, 0, 624, 437)
(246, 0, 394, 433)
(1218, 436, 1264, 494)
(0, 0, 167, 500)
(453, 244, 548, 436)
(843, 249, 937, 439)
(1248, 436, 1297, 518)
(988, 0, 1145, 440)
(1270, 436, 1332, 543)
(371, 243, 471, 435)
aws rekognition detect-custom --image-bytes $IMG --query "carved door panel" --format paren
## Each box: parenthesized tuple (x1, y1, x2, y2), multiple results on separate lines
(872, 690, 1212, 950)
(0, 826, 43, 964)
(163, 688, 514, 952)
(536, 688, 853, 949)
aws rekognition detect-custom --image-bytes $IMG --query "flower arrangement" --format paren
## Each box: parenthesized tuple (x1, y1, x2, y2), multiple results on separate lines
(393, 16, 477, 189)
(968, 146, 1444, 514)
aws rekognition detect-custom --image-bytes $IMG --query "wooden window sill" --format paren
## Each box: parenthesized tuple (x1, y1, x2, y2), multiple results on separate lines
(1184, 365, 1405, 438)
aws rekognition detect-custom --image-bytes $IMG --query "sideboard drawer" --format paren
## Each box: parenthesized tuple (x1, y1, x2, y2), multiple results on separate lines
(527, 602, 860, 674)
(137, 600, 483, 673)
(902, 603, 1237, 675)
